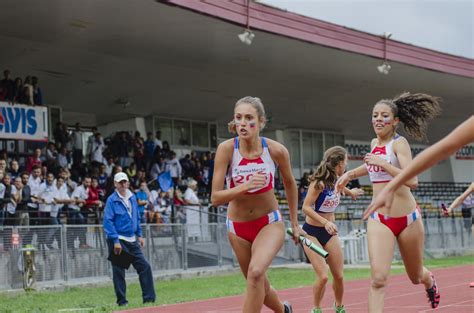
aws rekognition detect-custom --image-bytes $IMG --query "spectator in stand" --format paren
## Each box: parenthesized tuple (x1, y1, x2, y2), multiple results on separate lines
(8, 160, 21, 181)
(57, 146, 70, 169)
(165, 151, 182, 186)
(0, 69, 14, 101)
(69, 176, 91, 248)
(131, 168, 145, 190)
(158, 191, 172, 224)
(144, 132, 156, 172)
(105, 165, 123, 198)
(46, 176, 72, 248)
(37, 173, 56, 225)
(147, 188, 162, 224)
(184, 179, 200, 241)
(90, 132, 106, 167)
(32, 76, 43, 105)
(22, 76, 34, 105)
(28, 165, 43, 226)
(3, 174, 19, 226)
(18, 172, 31, 226)
(161, 141, 170, 158)
(135, 180, 149, 224)
(12, 77, 23, 104)
(86, 127, 99, 161)
(26, 148, 43, 173)
(98, 164, 108, 190)
(174, 188, 186, 224)
(58, 167, 77, 196)
(46, 142, 58, 170)
(0, 159, 7, 175)
(154, 131, 163, 149)
(180, 154, 193, 178)
(150, 156, 164, 181)
(54, 122, 71, 150)
(133, 131, 145, 171)
(125, 162, 137, 182)
(117, 132, 131, 168)
(86, 177, 104, 223)
(104, 156, 115, 177)
(71, 123, 84, 167)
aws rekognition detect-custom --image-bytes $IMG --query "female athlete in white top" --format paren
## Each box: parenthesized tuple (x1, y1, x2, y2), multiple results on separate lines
(336, 92, 442, 312)
(211, 96, 301, 313)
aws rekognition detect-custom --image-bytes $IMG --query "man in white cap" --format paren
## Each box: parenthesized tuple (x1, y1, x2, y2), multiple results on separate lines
(103, 172, 156, 306)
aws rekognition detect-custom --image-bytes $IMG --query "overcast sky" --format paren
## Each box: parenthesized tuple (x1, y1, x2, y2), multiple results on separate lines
(260, 0, 473, 59)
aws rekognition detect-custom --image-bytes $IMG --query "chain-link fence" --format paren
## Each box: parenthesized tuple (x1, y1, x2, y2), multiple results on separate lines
(0, 216, 471, 291)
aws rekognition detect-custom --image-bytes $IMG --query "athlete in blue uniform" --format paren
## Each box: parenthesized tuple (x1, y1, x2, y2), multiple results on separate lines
(302, 146, 364, 313)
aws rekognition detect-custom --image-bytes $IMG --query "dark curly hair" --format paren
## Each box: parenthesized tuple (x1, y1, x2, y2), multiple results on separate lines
(376, 92, 442, 141)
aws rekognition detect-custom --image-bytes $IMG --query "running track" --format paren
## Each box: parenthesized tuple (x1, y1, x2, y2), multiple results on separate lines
(116, 265, 473, 313)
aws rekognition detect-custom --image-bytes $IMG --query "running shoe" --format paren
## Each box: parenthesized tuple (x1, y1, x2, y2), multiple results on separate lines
(311, 308, 322, 313)
(334, 303, 346, 313)
(426, 272, 440, 308)
(283, 301, 293, 313)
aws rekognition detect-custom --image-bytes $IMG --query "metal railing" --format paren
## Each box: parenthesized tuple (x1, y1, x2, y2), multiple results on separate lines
(0, 217, 471, 291)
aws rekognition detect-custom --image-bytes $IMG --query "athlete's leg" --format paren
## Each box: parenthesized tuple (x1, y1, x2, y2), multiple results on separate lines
(325, 236, 345, 307)
(244, 221, 285, 313)
(367, 218, 396, 313)
(229, 221, 286, 313)
(397, 218, 433, 288)
(303, 234, 329, 309)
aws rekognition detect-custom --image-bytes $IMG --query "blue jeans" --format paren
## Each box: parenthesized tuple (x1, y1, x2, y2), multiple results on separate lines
(107, 240, 156, 305)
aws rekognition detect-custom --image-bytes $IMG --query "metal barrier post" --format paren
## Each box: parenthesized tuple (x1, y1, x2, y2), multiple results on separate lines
(145, 224, 151, 268)
(182, 225, 188, 270)
(61, 224, 68, 281)
(217, 224, 222, 267)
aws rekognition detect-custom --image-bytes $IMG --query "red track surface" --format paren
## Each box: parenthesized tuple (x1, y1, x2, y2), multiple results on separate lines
(116, 265, 473, 313)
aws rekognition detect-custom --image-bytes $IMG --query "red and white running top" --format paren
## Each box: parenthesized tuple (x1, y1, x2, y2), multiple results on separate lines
(226, 137, 275, 194)
(367, 134, 401, 184)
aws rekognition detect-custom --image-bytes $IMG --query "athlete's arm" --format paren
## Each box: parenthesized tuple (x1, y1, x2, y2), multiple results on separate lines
(268, 139, 303, 241)
(447, 182, 474, 213)
(364, 116, 474, 219)
(210, 140, 255, 206)
(336, 164, 368, 193)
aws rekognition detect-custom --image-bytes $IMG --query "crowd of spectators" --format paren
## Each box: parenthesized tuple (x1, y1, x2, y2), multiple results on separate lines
(0, 69, 43, 105)
(0, 121, 216, 250)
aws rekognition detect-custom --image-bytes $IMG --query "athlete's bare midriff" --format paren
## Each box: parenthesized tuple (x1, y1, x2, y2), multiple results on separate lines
(372, 182, 417, 217)
(305, 211, 335, 227)
(227, 190, 279, 222)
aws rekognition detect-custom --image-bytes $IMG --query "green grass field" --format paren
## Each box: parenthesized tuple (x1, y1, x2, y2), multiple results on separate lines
(0, 255, 471, 313)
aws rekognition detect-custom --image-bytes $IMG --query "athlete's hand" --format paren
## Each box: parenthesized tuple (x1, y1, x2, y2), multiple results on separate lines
(335, 172, 351, 193)
(324, 221, 338, 235)
(245, 173, 266, 191)
(364, 153, 387, 167)
(363, 186, 395, 220)
(291, 224, 306, 245)
(349, 188, 364, 200)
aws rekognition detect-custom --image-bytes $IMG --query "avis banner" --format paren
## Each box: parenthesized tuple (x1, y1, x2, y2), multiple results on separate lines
(0, 102, 49, 141)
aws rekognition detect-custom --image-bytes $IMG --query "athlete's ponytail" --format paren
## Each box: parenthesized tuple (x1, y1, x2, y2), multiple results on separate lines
(376, 92, 441, 141)
(309, 146, 347, 190)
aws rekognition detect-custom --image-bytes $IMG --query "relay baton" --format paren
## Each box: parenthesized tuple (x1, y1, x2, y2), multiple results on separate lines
(441, 203, 449, 216)
(286, 228, 329, 259)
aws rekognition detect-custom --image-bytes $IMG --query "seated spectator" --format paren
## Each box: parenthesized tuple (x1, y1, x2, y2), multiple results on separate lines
(133, 131, 145, 170)
(125, 162, 137, 181)
(97, 164, 108, 190)
(148, 188, 163, 224)
(104, 156, 115, 177)
(8, 159, 21, 180)
(0, 159, 6, 175)
(157, 191, 172, 224)
(26, 148, 43, 173)
(85, 177, 104, 223)
(57, 146, 70, 169)
(131, 167, 145, 190)
(135, 180, 149, 224)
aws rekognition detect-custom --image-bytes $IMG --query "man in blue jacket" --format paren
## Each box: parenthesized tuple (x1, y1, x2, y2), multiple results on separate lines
(103, 172, 156, 306)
